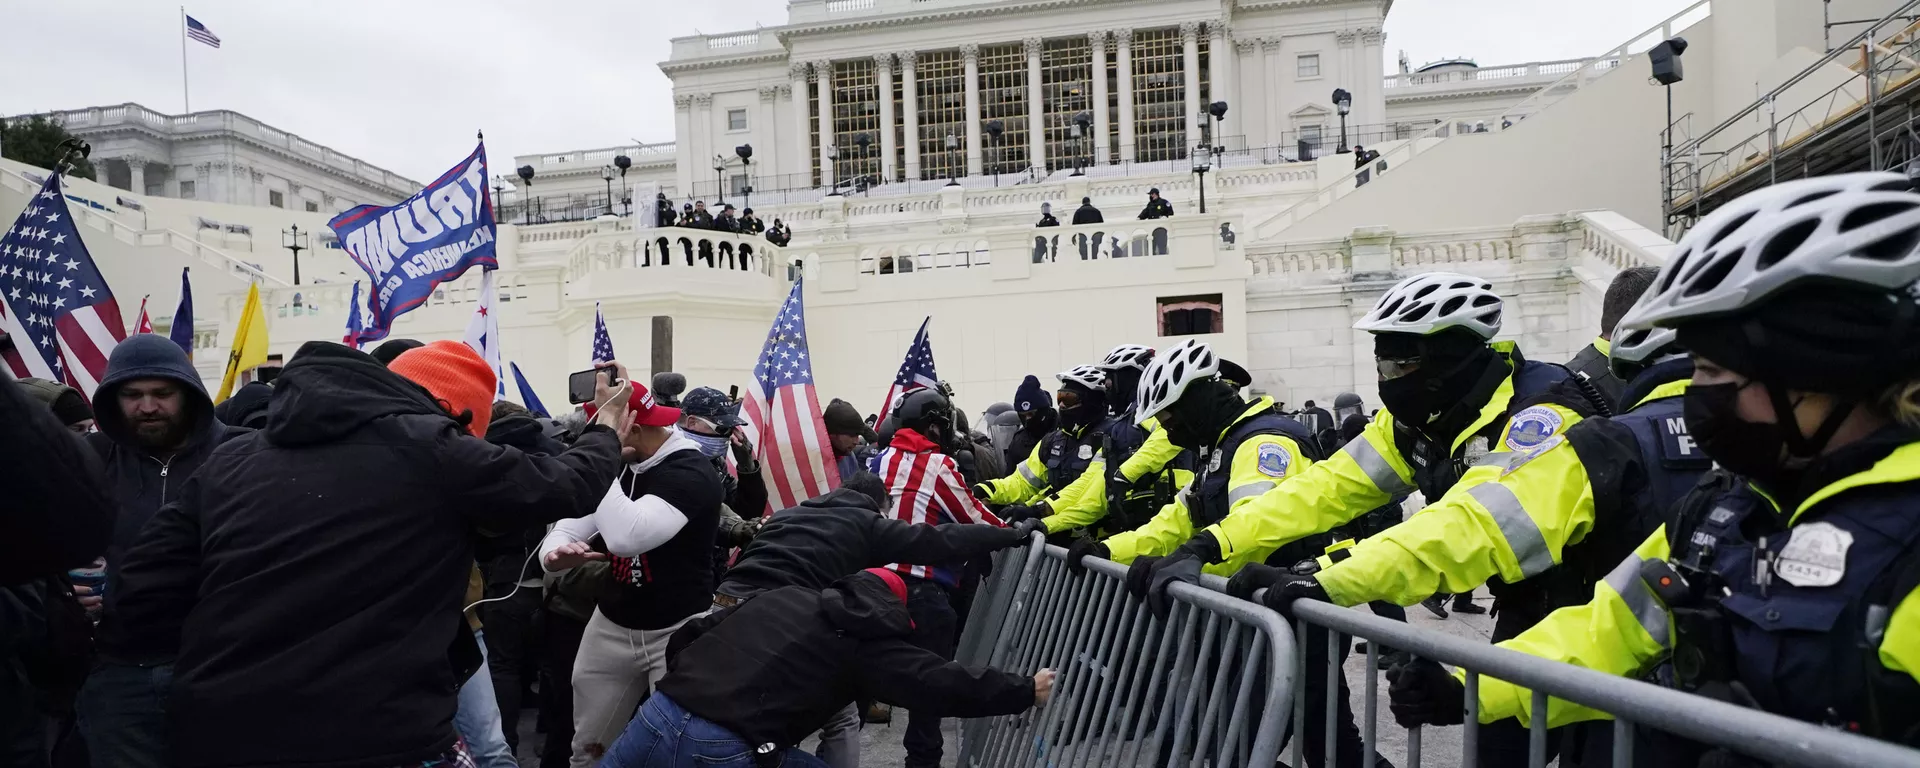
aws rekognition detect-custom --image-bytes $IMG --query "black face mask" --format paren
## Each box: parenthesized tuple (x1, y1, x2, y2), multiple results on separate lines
(1376, 346, 1497, 433)
(1683, 381, 1801, 493)
(1161, 381, 1244, 451)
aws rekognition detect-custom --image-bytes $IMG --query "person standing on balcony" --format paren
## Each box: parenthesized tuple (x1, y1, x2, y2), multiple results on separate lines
(767, 218, 792, 247)
(741, 207, 765, 235)
(1036, 202, 1059, 227)
(713, 204, 741, 234)
(1566, 265, 1661, 413)
(690, 200, 714, 229)
(654, 193, 675, 228)
(1073, 196, 1104, 225)
(1138, 188, 1174, 220)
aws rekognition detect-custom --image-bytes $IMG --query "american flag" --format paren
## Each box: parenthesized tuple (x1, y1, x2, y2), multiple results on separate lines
(186, 15, 221, 48)
(877, 316, 937, 424)
(0, 174, 125, 396)
(463, 268, 506, 398)
(168, 267, 194, 357)
(591, 302, 616, 363)
(743, 278, 840, 514)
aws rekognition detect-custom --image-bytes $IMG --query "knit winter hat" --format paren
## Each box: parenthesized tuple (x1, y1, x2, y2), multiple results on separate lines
(388, 340, 498, 437)
(1014, 375, 1049, 413)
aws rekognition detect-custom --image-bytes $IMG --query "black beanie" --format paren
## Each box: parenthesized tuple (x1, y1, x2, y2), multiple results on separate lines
(370, 338, 425, 367)
(1677, 284, 1920, 395)
(17, 377, 92, 426)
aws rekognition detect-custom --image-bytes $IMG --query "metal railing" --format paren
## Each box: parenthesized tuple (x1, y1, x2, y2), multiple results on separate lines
(1663, 0, 1920, 235)
(955, 537, 1298, 768)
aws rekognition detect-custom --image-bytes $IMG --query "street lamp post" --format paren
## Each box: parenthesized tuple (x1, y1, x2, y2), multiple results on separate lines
(491, 175, 508, 222)
(944, 133, 960, 187)
(735, 144, 754, 211)
(282, 224, 309, 285)
(601, 166, 616, 216)
(614, 154, 632, 216)
(1191, 143, 1212, 214)
(1205, 101, 1229, 155)
(985, 120, 1004, 187)
(854, 133, 873, 196)
(714, 156, 728, 206)
(1332, 88, 1352, 154)
(1071, 112, 1091, 176)
(515, 165, 535, 224)
(825, 145, 842, 195)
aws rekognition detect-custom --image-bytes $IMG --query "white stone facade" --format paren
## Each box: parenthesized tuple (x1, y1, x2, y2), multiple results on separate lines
(14, 103, 419, 213)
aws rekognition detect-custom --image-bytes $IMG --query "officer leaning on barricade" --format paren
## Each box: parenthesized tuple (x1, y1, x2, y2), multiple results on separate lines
(1387, 172, 1920, 763)
(1059, 339, 1392, 768)
(975, 365, 1112, 520)
(1006, 345, 1193, 541)
(1237, 318, 1706, 766)
(1131, 273, 1611, 762)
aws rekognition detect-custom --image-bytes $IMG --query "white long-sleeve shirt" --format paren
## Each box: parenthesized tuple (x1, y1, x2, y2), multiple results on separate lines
(539, 431, 703, 568)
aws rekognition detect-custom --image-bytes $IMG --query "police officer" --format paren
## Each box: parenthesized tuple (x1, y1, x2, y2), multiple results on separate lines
(1138, 188, 1174, 220)
(1064, 340, 1388, 768)
(1388, 172, 1920, 762)
(981, 366, 1112, 518)
(1566, 265, 1661, 412)
(1144, 272, 1602, 626)
(1033, 344, 1192, 538)
(1242, 317, 1706, 766)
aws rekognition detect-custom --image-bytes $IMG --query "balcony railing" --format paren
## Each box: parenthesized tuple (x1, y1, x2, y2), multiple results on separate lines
(1384, 57, 1609, 89)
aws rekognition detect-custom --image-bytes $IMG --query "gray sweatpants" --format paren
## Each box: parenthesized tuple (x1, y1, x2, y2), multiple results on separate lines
(568, 608, 698, 767)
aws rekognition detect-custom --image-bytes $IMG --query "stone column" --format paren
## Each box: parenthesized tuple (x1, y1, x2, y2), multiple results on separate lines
(1209, 24, 1233, 140)
(1262, 38, 1283, 148)
(674, 95, 695, 195)
(1236, 38, 1262, 147)
(1181, 22, 1201, 158)
(693, 93, 715, 198)
(1336, 29, 1358, 147)
(900, 51, 921, 181)
(1090, 31, 1110, 165)
(962, 44, 982, 176)
(789, 63, 811, 183)
(815, 60, 836, 189)
(1114, 29, 1134, 163)
(127, 160, 147, 196)
(758, 86, 780, 190)
(875, 54, 898, 183)
(1360, 27, 1387, 130)
(1024, 37, 1046, 175)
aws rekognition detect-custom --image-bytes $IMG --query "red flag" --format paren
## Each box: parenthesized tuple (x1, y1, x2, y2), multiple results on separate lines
(134, 296, 153, 334)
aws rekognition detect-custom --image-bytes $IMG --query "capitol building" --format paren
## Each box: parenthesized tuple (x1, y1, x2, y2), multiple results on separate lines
(4, 0, 1906, 415)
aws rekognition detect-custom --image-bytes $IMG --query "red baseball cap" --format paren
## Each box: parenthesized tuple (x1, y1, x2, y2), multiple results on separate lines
(583, 379, 681, 427)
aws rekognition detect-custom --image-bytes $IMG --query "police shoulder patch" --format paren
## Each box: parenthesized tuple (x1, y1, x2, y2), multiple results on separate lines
(1501, 435, 1563, 477)
(1504, 405, 1565, 452)
(1256, 441, 1291, 478)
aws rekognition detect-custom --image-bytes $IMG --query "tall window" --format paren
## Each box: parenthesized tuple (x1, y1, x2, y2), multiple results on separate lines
(727, 108, 748, 131)
(305, 201, 319, 213)
(809, 75, 823, 187)
(1041, 37, 1094, 172)
(269, 190, 285, 208)
(1131, 28, 1185, 162)
(1300, 124, 1325, 152)
(1297, 54, 1321, 79)
(916, 50, 966, 181)
(832, 59, 881, 188)
(179, 180, 195, 199)
(1102, 39, 1120, 165)
(978, 43, 1028, 175)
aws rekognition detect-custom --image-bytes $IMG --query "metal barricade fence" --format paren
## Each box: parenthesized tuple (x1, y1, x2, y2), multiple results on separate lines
(954, 535, 1298, 768)
(1279, 599, 1920, 768)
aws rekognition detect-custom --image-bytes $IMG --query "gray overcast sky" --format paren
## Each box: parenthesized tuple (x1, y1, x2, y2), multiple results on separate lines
(0, 0, 1692, 181)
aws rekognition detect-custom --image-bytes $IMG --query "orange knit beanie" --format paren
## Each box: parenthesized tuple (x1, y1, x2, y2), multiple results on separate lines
(388, 340, 497, 437)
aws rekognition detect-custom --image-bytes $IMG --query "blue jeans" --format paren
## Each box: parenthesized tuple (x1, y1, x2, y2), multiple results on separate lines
(454, 630, 518, 768)
(76, 662, 172, 768)
(604, 694, 826, 768)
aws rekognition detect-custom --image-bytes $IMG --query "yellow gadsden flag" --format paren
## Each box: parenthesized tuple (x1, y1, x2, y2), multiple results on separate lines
(216, 283, 269, 402)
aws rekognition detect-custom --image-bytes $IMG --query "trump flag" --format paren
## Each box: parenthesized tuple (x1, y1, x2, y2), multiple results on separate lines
(331, 141, 497, 345)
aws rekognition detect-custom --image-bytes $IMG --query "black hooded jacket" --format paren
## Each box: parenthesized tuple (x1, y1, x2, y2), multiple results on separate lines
(104, 342, 626, 768)
(659, 572, 1033, 750)
(85, 335, 248, 615)
(718, 487, 1025, 597)
(477, 414, 568, 586)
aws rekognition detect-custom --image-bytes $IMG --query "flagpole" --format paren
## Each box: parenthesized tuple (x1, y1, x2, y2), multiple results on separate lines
(179, 6, 190, 113)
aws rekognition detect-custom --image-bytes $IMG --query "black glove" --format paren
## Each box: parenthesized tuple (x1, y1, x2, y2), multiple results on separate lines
(970, 483, 991, 500)
(1067, 539, 1108, 575)
(1146, 549, 1205, 617)
(1224, 563, 1287, 601)
(1385, 658, 1465, 728)
(1125, 555, 1162, 598)
(1011, 518, 1045, 540)
(1258, 573, 1330, 619)
(1001, 504, 1043, 524)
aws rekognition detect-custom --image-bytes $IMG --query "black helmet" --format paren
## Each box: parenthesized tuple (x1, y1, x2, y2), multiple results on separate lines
(1333, 392, 1363, 410)
(892, 388, 955, 438)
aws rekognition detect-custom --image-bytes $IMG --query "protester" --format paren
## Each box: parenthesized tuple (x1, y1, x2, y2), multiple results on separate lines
(478, 400, 570, 758)
(212, 379, 273, 428)
(824, 398, 880, 480)
(16, 376, 94, 433)
(1138, 188, 1174, 219)
(679, 385, 769, 580)
(713, 203, 740, 233)
(79, 334, 252, 768)
(539, 379, 724, 766)
(690, 200, 715, 229)
(1036, 202, 1059, 227)
(1072, 196, 1103, 225)
(600, 569, 1052, 768)
(103, 340, 631, 768)
(369, 337, 424, 366)
(740, 207, 765, 235)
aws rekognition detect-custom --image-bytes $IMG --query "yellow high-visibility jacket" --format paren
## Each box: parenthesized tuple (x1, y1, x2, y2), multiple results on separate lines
(1102, 398, 1314, 577)
(1040, 419, 1193, 535)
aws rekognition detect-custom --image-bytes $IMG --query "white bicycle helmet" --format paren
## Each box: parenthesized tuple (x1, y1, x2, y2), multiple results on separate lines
(1607, 325, 1681, 380)
(1098, 344, 1155, 372)
(1056, 365, 1107, 391)
(1353, 272, 1503, 339)
(1621, 172, 1920, 330)
(1135, 339, 1219, 424)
